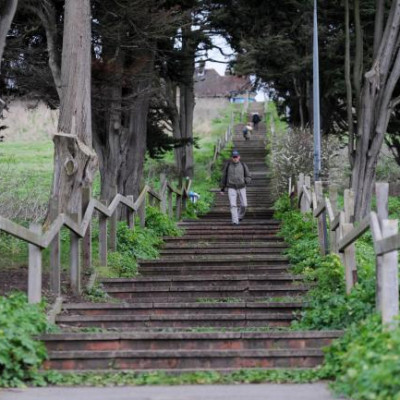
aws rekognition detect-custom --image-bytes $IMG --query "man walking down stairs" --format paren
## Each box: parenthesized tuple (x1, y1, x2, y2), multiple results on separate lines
(36, 103, 342, 398)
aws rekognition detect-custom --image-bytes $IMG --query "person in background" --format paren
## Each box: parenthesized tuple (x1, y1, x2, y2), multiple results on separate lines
(220, 150, 251, 225)
(252, 112, 261, 130)
(242, 125, 252, 140)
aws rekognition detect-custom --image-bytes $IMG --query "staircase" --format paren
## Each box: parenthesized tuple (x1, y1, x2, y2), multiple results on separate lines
(41, 103, 341, 373)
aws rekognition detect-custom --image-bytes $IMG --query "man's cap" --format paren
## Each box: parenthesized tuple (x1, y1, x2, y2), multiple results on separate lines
(232, 150, 240, 157)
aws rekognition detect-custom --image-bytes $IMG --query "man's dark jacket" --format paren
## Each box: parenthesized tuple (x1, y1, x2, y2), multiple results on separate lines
(220, 161, 251, 190)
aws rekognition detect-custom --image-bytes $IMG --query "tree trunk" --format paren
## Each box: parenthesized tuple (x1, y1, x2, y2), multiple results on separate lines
(179, 82, 195, 178)
(0, 0, 18, 70)
(0, 0, 18, 116)
(51, 0, 97, 217)
(344, 0, 355, 169)
(176, 25, 196, 179)
(353, 0, 363, 108)
(293, 76, 305, 129)
(169, 83, 183, 174)
(374, 0, 386, 58)
(93, 49, 124, 206)
(117, 51, 155, 201)
(352, 0, 400, 220)
(26, 2, 62, 98)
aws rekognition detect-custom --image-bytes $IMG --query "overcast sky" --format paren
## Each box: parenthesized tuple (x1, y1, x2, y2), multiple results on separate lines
(205, 35, 266, 101)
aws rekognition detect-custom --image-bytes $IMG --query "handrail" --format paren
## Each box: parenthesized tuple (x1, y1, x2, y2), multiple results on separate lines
(337, 216, 370, 252)
(0, 176, 192, 303)
(291, 175, 399, 328)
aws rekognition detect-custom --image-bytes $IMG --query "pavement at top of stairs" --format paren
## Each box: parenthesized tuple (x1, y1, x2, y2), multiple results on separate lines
(1, 384, 347, 400)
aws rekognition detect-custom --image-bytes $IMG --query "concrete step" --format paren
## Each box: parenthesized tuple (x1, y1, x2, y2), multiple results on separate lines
(179, 224, 279, 230)
(162, 241, 286, 249)
(162, 236, 285, 243)
(138, 265, 290, 276)
(159, 248, 285, 255)
(58, 301, 304, 317)
(100, 275, 304, 291)
(179, 219, 280, 225)
(176, 229, 280, 236)
(55, 313, 297, 329)
(104, 284, 310, 302)
(138, 255, 289, 267)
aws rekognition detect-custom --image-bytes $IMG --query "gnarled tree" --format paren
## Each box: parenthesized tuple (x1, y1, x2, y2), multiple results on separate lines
(51, 0, 97, 216)
(352, 0, 400, 219)
(0, 0, 18, 116)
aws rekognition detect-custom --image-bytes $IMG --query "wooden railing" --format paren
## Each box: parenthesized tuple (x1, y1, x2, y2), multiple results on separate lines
(292, 173, 399, 328)
(0, 176, 191, 303)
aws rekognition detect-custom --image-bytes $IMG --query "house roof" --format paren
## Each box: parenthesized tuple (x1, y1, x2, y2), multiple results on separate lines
(194, 68, 254, 98)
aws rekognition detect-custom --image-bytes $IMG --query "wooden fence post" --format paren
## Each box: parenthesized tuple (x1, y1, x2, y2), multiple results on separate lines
(329, 185, 338, 253)
(127, 195, 134, 230)
(298, 173, 305, 212)
(99, 198, 108, 266)
(138, 194, 146, 228)
(69, 213, 81, 295)
(149, 195, 155, 207)
(28, 223, 42, 304)
(49, 197, 61, 296)
(82, 187, 92, 270)
(168, 189, 173, 218)
(160, 174, 167, 214)
(304, 175, 311, 211)
(339, 211, 355, 294)
(375, 182, 389, 312)
(381, 219, 399, 329)
(315, 181, 328, 255)
(109, 187, 117, 252)
(343, 189, 357, 283)
(176, 193, 182, 220)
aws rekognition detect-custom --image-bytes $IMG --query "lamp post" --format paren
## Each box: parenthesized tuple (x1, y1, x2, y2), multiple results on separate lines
(313, 0, 329, 255)
(313, 0, 321, 181)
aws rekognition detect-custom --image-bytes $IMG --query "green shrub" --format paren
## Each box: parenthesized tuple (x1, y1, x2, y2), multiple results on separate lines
(0, 293, 53, 387)
(274, 195, 375, 330)
(323, 315, 400, 400)
(274, 194, 400, 399)
(104, 209, 183, 278)
(145, 206, 183, 237)
(107, 251, 138, 278)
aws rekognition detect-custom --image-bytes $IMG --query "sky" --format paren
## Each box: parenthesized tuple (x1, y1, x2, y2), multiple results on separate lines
(206, 35, 266, 101)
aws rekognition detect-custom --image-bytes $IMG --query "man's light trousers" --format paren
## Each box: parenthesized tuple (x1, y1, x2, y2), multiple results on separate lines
(228, 188, 247, 224)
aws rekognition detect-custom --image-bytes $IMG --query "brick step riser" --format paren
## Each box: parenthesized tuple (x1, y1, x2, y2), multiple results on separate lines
(43, 354, 323, 370)
(44, 337, 333, 352)
(109, 289, 308, 302)
(55, 319, 293, 330)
